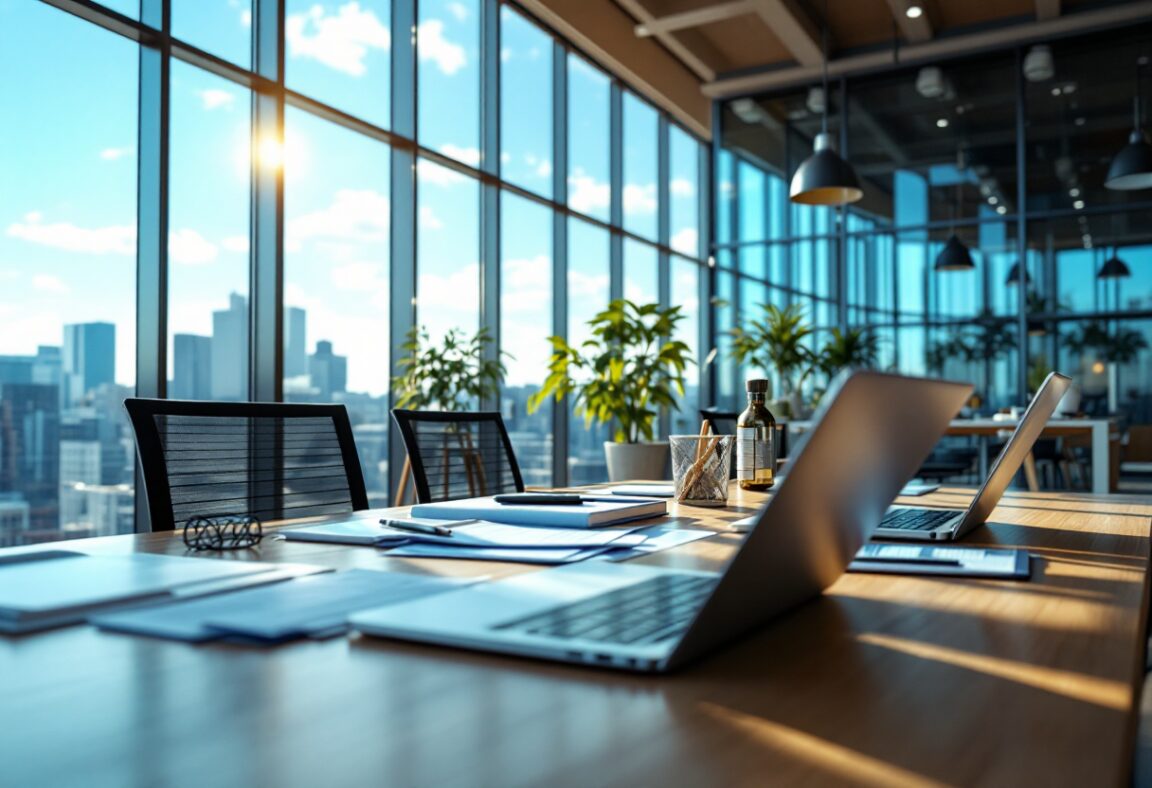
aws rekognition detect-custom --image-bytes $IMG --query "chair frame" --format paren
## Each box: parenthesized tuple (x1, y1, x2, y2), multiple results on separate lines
(391, 409, 525, 504)
(124, 398, 369, 532)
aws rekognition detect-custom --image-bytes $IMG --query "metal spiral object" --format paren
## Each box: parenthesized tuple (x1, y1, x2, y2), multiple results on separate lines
(182, 516, 263, 551)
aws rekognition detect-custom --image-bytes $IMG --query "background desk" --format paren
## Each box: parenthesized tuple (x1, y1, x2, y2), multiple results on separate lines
(2, 486, 1150, 787)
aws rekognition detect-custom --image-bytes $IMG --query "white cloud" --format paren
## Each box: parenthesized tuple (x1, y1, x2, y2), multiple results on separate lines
(670, 177, 695, 198)
(568, 269, 609, 298)
(623, 183, 657, 215)
(501, 255, 551, 312)
(7, 214, 135, 255)
(240, 9, 251, 27)
(417, 263, 480, 309)
(568, 171, 610, 214)
(330, 261, 383, 291)
(671, 227, 698, 255)
(31, 274, 68, 293)
(198, 89, 235, 110)
(100, 147, 132, 161)
(221, 235, 250, 253)
(286, 188, 390, 251)
(417, 19, 466, 75)
(439, 143, 481, 167)
(286, 2, 391, 77)
(535, 160, 553, 178)
(168, 228, 219, 265)
(417, 158, 467, 186)
(418, 205, 443, 230)
(447, 2, 468, 21)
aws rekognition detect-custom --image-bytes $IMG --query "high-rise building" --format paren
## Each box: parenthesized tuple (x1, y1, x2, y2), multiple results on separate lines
(172, 333, 212, 399)
(0, 382, 60, 531)
(0, 493, 30, 548)
(284, 306, 308, 379)
(308, 340, 347, 400)
(62, 322, 115, 405)
(32, 346, 62, 387)
(211, 293, 248, 401)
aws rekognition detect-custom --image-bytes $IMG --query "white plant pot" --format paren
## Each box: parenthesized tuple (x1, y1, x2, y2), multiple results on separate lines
(603, 441, 670, 482)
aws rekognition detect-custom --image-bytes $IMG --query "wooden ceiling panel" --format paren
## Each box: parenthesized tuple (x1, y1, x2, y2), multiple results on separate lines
(932, 0, 1037, 30)
(691, 14, 794, 70)
(822, 0, 905, 50)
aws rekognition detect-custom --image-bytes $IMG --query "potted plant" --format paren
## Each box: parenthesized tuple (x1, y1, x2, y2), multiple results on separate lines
(1066, 321, 1148, 413)
(392, 325, 507, 411)
(816, 327, 880, 378)
(729, 303, 815, 418)
(529, 299, 692, 482)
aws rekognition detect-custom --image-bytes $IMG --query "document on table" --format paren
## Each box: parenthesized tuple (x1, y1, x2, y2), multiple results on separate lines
(91, 569, 475, 643)
(595, 525, 715, 562)
(286, 518, 647, 550)
(849, 544, 1031, 579)
(386, 533, 649, 565)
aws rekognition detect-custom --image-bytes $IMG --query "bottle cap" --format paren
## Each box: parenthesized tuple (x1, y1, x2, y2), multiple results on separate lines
(746, 379, 769, 393)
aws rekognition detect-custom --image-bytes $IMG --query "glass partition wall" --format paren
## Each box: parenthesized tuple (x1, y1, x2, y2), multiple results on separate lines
(0, 0, 709, 543)
(715, 25, 1152, 439)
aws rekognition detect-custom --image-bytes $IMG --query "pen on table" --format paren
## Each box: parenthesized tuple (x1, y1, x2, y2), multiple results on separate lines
(379, 518, 479, 537)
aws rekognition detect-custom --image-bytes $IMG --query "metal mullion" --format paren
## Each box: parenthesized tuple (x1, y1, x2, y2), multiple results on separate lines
(699, 110, 715, 422)
(479, 0, 500, 413)
(609, 82, 624, 302)
(250, 0, 283, 404)
(387, 0, 417, 503)
(41, 0, 151, 41)
(1015, 46, 1030, 404)
(133, 0, 169, 533)
(657, 116, 671, 439)
(551, 39, 569, 487)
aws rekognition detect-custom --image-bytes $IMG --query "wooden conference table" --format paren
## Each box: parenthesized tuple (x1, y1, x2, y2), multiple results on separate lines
(2, 484, 1151, 787)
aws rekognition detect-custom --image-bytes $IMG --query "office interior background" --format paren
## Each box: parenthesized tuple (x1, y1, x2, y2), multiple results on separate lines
(0, 0, 1149, 543)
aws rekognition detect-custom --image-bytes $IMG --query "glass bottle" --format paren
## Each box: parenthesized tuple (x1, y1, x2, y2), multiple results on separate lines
(736, 379, 776, 490)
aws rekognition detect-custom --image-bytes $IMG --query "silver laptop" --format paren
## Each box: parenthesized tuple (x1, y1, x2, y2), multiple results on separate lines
(875, 371, 1072, 542)
(350, 371, 971, 673)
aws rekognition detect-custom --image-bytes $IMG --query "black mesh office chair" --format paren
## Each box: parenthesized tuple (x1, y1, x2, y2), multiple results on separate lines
(391, 410, 525, 504)
(700, 407, 789, 462)
(124, 398, 369, 531)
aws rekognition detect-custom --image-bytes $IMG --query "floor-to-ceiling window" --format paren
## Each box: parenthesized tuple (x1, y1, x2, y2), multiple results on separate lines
(0, 0, 709, 542)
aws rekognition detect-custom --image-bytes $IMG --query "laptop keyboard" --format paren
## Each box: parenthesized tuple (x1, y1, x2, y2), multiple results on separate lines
(881, 507, 962, 531)
(492, 574, 719, 646)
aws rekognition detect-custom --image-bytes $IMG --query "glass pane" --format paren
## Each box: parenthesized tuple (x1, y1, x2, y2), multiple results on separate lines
(670, 260, 701, 434)
(500, 8, 552, 196)
(622, 92, 658, 240)
(669, 126, 699, 257)
(418, 0, 480, 166)
(283, 108, 391, 506)
(623, 239, 658, 305)
(168, 63, 251, 401)
(285, 0, 390, 128)
(0, 2, 138, 543)
(95, 0, 138, 19)
(500, 194, 552, 486)
(172, 0, 252, 68)
(737, 160, 765, 244)
(567, 219, 610, 484)
(416, 159, 480, 343)
(567, 55, 610, 222)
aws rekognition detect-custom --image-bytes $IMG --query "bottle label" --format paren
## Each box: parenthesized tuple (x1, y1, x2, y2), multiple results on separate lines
(736, 426, 768, 480)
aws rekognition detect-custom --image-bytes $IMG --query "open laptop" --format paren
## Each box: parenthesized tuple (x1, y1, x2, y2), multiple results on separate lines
(875, 371, 1072, 542)
(350, 371, 971, 673)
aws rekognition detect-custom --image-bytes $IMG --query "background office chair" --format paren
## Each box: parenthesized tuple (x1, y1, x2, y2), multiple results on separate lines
(392, 410, 524, 504)
(700, 407, 789, 465)
(124, 398, 369, 531)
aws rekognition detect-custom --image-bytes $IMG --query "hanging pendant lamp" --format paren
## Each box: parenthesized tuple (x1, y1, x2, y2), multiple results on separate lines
(935, 149, 974, 271)
(1106, 58, 1152, 191)
(789, 1, 862, 206)
(1097, 249, 1131, 279)
(1005, 261, 1030, 286)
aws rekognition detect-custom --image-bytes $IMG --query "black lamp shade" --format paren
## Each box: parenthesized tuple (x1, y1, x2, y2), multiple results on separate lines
(935, 234, 975, 271)
(789, 133, 863, 205)
(1097, 256, 1131, 279)
(1006, 262, 1030, 286)
(1105, 129, 1152, 191)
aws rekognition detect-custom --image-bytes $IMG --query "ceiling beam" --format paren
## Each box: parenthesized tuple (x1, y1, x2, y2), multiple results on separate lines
(1036, 0, 1061, 21)
(704, 1, 1152, 97)
(883, 0, 933, 43)
(614, 0, 720, 82)
(746, 0, 825, 67)
(635, 0, 753, 38)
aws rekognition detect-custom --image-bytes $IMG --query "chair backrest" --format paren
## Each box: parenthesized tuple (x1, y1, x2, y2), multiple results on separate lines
(124, 398, 369, 532)
(392, 410, 525, 504)
(699, 409, 739, 437)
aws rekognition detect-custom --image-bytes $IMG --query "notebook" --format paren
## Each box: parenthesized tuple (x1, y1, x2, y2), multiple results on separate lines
(409, 496, 667, 528)
(849, 544, 1031, 579)
(283, 518, 649, 549)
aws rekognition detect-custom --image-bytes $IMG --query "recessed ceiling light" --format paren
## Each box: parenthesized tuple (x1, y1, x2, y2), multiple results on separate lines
(906, 4, 924, 19)
(996, 205, 1007, 215)
(936, 117, 949, 128)
(1073, 199, 1085, 210)
(989, 195, 999, 204)
(1074, 117, 1086, 126)
(1069, 187, 1081, 197)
